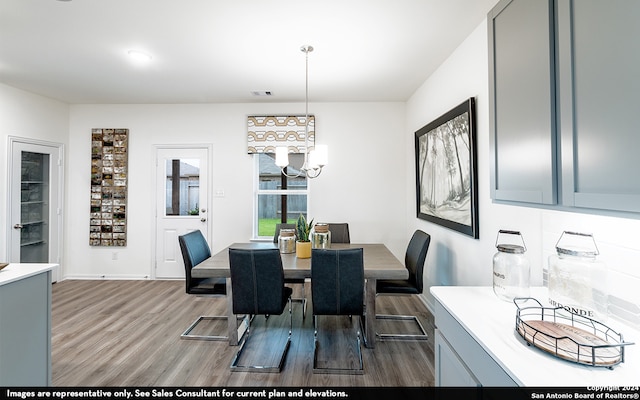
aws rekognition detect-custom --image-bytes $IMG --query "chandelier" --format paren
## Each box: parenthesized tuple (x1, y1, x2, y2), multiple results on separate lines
(275, 45, 328, 179)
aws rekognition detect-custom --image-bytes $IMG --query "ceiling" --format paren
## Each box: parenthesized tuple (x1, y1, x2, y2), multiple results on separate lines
(0, 0, 498, 104)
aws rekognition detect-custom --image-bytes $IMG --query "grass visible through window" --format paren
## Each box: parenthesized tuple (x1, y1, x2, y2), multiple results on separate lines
(259, 218, 298, 237)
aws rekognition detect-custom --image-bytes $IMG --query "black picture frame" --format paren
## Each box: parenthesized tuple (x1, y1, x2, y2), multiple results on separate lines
(415, 97, 479, 238)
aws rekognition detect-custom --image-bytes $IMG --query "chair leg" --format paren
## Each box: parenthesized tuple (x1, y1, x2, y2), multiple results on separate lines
(230, 299, 292, 373)
(312, 315, 364, 374)
(374, 293, 429, 341)
(182, 314, 249, 341)
(181, 315, 228, 341)
(375, 314, 428, 341)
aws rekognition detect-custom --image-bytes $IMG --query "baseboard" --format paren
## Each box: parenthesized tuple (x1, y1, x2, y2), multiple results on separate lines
(59, 274, 151, 281)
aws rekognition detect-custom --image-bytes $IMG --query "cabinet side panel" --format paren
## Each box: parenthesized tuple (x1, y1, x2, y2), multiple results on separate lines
(0, 271, 50, 386)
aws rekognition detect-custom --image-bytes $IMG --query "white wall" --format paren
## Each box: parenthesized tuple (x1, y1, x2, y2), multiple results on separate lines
(64, 102, 406, 278)
(0, 83, 69, 262)
(407, 20, 640, 329)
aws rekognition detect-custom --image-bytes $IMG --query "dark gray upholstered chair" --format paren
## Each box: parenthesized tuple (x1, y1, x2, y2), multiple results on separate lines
(228, 248, 293, 372)
(311, 248, 364, 374)
(327, 223, 350, 244)
(178, 230, 228, 341)
(375, 229, 431, 341)
(274, 223, 306, 318)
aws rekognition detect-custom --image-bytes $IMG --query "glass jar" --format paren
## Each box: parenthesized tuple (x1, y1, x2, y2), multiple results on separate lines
(548, 231, 608, 321)
(310, 223, 331, 249)
(492, 230, 531, 302)
(277, 228, 296, 254)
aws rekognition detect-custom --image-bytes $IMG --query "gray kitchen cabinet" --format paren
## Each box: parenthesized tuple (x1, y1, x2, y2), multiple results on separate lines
(431, 286, 640, 386)
(433, 296, 517, 386)
(434, 329, 481, 386)
(0, 264, 55, 386)
(556, 0, 640, 213)
(488, 0, 640, 214)
(488, 0, 557, 205)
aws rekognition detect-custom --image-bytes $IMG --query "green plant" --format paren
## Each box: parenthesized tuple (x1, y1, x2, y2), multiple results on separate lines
(296, 213, 314, 242)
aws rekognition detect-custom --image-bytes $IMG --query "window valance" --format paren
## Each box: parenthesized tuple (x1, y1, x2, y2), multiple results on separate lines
(247, 115, 315, 154)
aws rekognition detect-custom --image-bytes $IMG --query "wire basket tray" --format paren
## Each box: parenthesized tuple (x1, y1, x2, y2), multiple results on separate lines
(514, 297, 635, 369)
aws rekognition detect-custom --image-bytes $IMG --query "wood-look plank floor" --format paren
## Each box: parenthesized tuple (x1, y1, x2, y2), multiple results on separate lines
(51, 279, 435, 387)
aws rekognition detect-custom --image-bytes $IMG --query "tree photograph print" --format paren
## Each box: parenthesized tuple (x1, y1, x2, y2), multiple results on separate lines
(415, 97, 479, 238)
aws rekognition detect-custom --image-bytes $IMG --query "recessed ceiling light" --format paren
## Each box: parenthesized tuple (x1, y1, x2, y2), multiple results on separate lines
(127, 50, 152, 63)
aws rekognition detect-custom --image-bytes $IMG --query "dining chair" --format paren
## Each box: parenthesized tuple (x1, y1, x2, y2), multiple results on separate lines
(311, 248, 364, 374)
(178, 230, 228, 341)
(274, 223, 306, 318)
(375, 229, 431, 341)
(228, 248, 293, 372)
(327, 223, 350, 244)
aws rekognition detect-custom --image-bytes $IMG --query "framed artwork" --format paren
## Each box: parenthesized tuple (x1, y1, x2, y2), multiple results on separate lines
(415, 98, 479, 238)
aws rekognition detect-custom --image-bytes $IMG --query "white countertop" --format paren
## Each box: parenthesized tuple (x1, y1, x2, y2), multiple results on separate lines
(431, 286, 640, 387)
(0, 263, 57, 286)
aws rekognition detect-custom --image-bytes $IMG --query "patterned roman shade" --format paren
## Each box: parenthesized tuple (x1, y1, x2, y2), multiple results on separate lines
(247, 115, 315, 154)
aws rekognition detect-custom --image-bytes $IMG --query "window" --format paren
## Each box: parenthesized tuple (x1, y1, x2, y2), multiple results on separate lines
(255, 153, 308, 239)
(165, 158, 200, 216)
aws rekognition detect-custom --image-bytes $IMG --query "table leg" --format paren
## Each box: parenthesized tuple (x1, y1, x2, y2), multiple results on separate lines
(364, 278, 376, 348)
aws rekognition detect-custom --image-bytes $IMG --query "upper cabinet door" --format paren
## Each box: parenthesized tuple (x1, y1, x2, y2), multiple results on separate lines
(556, 0, 640, 213)
(488, 0, 557, 205)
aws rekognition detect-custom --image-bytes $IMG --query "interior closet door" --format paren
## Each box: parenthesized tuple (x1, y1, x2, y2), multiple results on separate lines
(9, 138, 63, 280)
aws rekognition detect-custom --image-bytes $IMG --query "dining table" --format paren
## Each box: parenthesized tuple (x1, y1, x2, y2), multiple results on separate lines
(192, 242, 408, 348)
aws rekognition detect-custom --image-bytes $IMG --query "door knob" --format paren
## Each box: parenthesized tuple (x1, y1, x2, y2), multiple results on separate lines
(13, 224, 23, 229)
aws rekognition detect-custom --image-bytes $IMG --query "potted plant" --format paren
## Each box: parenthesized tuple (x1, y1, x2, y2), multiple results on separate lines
(295, 213, 314, 258)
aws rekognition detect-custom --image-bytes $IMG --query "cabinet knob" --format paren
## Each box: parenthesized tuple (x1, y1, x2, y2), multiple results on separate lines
(13, 224, 23, 229)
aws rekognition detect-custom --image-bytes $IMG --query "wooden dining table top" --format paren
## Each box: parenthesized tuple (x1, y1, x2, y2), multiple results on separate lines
(192, 242, 408, 281)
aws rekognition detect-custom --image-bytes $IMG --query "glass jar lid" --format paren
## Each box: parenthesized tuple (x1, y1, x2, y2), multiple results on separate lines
(556, 245, 597, 257)
(495, 230, 527, 253)
(497, 244, 525, 254)
(554, 231, 599, 257)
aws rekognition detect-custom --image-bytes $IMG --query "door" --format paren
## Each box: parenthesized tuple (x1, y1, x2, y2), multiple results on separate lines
(557, 0, 640, 213)
(155, 146, 210, 279)
(488, 0, 557, 204)
(434, 329, 481, 387)
(9, 138, 63, 280)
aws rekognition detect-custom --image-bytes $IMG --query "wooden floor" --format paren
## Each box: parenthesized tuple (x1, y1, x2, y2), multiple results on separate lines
(51, 279, 435, 387)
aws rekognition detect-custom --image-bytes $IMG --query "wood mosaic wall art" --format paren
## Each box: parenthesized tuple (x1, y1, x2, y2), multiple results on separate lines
(90, 128, 129, 246)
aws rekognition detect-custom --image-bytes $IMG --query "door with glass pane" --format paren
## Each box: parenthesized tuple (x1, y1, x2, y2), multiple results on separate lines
(155, 146, 209, 279)
(9, 139, 62, 274)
